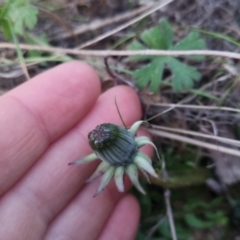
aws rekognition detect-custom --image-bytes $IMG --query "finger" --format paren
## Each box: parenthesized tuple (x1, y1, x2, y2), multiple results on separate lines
(98, 195, 140, 240)
(0, 61, 100, 195)
(44, 180, 125, 240)
(45, 184, 139, 240)
(0, 86, 145, 240)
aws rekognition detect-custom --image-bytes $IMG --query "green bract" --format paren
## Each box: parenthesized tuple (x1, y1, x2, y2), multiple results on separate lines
(69, 121, 159, 196)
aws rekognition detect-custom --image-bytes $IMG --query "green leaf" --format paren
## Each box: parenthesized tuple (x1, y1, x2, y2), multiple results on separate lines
(6, 2, 38, 35)
(23, 32, 49, 58)
(132, 57, 165, 92)
(184, 213, 213, 229)
(128, 40, 151, 61)
(172, 32, 206, 61)
(127, 19, 173, 61)
(1, 19, 11, 40)
(205, 210, 228, 225)
(140, 18, 173, 50)
(141, 26, 167, 49)
(166, 57, 201, 91)
(158, 18, 174, 48)
(184, 197, 223, 211)
(172, 32, 206, 50)
(128, 19, 206, 92)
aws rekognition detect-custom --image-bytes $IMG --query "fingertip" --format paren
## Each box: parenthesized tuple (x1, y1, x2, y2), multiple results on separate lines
(98, 194, 140, 240)
(123, 194, 141, 218)
(53, 61, 101, 91)
(100, 85, 142, 126)
(7, 61, 102, 140)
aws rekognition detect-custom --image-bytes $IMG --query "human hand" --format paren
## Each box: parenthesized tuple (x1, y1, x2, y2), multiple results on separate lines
(0, 62, 151, 240)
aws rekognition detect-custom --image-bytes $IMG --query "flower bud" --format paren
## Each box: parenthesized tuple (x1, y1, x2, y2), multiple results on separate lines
(88, 123, 138, 166)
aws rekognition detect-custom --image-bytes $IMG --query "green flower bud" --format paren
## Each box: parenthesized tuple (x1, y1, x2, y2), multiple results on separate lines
(69, 120, 159, 196)
(88, 123, 138, 166)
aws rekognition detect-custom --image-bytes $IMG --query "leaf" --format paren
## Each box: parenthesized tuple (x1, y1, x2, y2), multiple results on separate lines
(205, 210, 228, 225)
(166, 57, 201, 91)
(184, 197, 223, 211)
(128, 18, 174, 61)
(171, 31, 206, 61)
(6, 1, 38, 35)
(23, 33, 49, 58)
(172, 32, 206, 50)
(141, 26, 167, 49)
(184, 213, 213, 229)
(141, 18, 173, 50)
(1, 19, 11, 40)
(132, 57, 165, 92)
(128, 40, 150, 61)
(129, 19, 206, 92)
(158, 18, 174, 48)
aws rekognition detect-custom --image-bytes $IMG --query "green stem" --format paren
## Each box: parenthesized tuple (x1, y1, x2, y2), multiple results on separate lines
(8, 20, 30, 80)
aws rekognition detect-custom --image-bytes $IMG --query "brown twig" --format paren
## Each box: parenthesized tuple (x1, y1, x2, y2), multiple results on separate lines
(148, 129, 240, 157)
(151, 124, 240, 147)
(104, 57, 137, 90)
(1, 43, 240, 59)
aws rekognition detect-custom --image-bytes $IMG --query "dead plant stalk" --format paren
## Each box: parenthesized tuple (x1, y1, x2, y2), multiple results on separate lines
(152, 125, 240, 147)
(1, 43, 240, 59)
(149, 129, 240, 157)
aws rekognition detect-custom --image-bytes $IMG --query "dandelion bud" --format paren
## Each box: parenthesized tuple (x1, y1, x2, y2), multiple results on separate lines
(69, 121, 159, 195)
(88, 123, 138, 166)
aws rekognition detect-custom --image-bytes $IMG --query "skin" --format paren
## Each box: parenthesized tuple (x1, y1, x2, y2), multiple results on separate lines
(0, 62, 152, 240)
